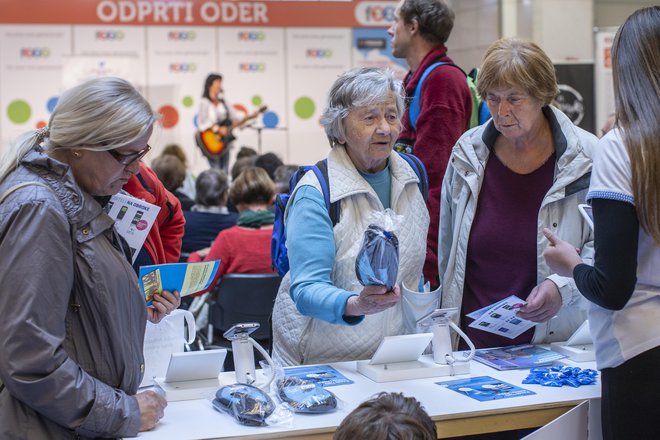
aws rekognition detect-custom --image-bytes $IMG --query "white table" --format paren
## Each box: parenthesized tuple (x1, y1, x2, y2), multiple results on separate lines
(139, 359, 600, 439)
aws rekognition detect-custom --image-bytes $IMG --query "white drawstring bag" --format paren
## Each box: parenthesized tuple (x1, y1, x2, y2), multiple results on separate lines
(140, 309, 196, 388)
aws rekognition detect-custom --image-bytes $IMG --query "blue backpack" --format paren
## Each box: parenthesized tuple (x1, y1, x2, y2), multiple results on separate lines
(271, 152, 428, 277)
(409, 62, 491, 131)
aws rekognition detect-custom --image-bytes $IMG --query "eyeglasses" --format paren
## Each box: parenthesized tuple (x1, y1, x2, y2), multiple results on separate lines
(107, 144, 151, 166)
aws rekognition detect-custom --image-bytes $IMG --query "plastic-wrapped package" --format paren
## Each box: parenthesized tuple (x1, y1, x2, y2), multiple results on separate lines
(212, 383, 276, 426)
(355, 210, 401, 290)
(275, 376, 338, 414)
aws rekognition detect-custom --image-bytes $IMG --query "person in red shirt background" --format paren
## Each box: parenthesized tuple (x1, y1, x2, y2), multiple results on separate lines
(388, 0, 472, 289)
(189, 167, 276, 287)
(123, 162, 185, 269)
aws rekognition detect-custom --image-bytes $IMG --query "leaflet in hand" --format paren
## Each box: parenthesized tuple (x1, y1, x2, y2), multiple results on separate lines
(106, 192, 160, 264)
(473, 344, 566, 370)
(139, 260, 220, 305)
(467, 295, 534, 339)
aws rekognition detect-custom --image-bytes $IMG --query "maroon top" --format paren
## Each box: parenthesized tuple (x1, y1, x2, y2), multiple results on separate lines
(396, 45, 473, 288)
(460, 151, 555, 349)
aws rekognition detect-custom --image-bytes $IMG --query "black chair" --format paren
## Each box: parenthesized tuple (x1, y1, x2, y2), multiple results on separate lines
(206, 273, 282, 353)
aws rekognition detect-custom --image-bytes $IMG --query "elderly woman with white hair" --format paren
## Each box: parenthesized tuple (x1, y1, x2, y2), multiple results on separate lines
(272, 67, 432, 366)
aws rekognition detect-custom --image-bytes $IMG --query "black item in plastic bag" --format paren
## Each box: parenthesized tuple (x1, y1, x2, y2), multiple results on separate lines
(276, 376, 338, 414)
(355, 224, 399, 290)
(212, 383, 276, 426)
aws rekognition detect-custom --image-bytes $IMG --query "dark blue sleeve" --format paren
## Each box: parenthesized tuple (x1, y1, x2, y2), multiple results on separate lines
(573, 198, 638, 310)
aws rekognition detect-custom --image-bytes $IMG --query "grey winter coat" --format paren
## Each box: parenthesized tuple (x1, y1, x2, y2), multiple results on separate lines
(0, 149, 147, 439)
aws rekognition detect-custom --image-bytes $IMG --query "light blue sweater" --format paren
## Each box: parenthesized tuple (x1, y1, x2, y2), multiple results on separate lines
(286, 167, 391, 325)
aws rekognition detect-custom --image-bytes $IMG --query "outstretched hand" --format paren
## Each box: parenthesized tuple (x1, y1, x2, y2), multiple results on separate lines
(345, 284, 401, 317)
(542, 228, 583, 277)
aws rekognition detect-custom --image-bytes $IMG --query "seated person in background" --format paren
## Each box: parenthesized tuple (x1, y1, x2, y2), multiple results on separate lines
(438, 38, 596, 349)
(181, 168, 238, 260)
(190, 167, 276, 281)
(151, 154, 194, 210)
(273, 164, 299, 194)
(333, 392, 436, 440)
(123, 161, 185, 272)
(231, 155, 257, 182)
(236, 145, 257, 160)
(228, 155, 257, 213)
(271, 68, 430, 366)
(254, 151, 284, 181)
(161, 143, 196, 200)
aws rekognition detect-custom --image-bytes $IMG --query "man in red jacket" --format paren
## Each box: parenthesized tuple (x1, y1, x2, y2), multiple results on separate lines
(123, 162, 185, 270)
(389, 0, 472, 289)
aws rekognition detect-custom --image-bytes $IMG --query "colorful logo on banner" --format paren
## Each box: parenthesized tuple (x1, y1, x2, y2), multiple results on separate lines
(95, 30, 125, 40)
(306, 49, 332, 59)
(239, 63, 266, 72)
(20, 48, 50, 58)
(168, 30, 196, 41)
(238, 31, 266, 41)
(354, 2, 397, 26)
(169, 63, 197, 72)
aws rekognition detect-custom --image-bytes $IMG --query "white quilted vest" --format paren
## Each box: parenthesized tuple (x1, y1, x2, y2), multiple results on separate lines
(272, 146, 429, 366)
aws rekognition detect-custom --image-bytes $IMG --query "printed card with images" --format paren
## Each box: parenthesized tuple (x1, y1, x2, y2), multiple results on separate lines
(283, 365, 354, 387)
(467, 295, 534, 339)
(438, 375, 536, 402)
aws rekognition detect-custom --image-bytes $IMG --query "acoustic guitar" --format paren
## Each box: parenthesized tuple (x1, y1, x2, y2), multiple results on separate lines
(196, 105, 267, 157)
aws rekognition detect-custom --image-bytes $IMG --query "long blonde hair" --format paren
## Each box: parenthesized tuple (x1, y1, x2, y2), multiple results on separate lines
(0, 77, 157, 183)
(611, 6, 660, 243)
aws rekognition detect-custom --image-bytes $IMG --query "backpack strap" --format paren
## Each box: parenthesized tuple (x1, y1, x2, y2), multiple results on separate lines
(397, 152, 428, 202)
(311, 159, 340, 226)
(409, 61, 469, 131)
(410, 62, 446, 131)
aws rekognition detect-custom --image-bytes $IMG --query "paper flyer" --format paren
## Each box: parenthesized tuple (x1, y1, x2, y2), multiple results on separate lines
(139, 260, 220, 305)
(467, 295, 535, 339)
(106, 192, 160, 263)
(473, 344, 566, 371)
(438, 376, 535, 402)
(283, 365, 354, 387)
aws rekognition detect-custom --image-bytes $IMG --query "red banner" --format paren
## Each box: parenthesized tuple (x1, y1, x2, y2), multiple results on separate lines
(1, 0, 397, 27)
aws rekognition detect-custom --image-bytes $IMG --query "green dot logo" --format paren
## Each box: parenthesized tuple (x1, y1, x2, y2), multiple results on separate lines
(294, 97, 315, 119)
(7, 100, 31, 124)
(182, 96, 193, 107)
(252, 95, 263, 106)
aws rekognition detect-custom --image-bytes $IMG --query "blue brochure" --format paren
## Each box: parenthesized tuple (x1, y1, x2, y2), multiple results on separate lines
(437, 376, 535, 402)
(139, 260, 220, 305)
(283, 365, 354, 387)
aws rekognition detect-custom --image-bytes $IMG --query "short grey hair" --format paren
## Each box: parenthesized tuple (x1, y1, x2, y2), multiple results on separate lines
(195, 168, 229, 207)
(320, 68, 404, 148)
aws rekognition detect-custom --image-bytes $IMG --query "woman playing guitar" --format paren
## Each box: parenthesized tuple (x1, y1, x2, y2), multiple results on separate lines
(197, 73, 263, 171)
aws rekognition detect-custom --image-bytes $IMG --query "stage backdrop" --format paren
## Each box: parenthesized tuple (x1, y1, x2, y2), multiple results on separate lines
(0, 0, 405, 173)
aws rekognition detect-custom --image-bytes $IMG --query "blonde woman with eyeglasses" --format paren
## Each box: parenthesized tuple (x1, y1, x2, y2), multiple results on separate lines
(0, 77, 179, 438)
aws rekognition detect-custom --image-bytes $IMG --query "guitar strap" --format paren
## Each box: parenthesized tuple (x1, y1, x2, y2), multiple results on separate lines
(218, 99, 232, 127)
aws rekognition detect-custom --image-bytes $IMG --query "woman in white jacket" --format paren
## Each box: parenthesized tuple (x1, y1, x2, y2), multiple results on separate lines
(438, 38, 597, 349)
